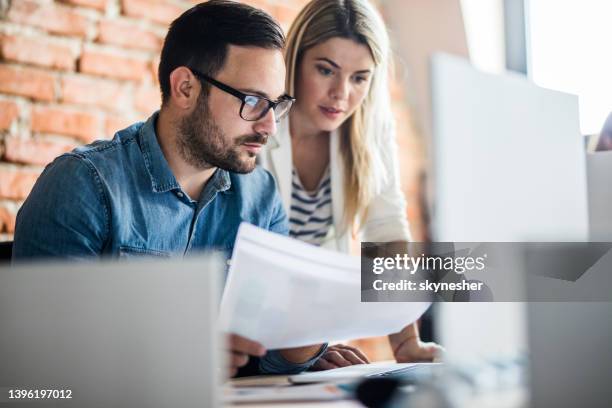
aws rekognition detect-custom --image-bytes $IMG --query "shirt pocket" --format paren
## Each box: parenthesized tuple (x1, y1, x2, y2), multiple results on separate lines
(118, 245, 172, 259)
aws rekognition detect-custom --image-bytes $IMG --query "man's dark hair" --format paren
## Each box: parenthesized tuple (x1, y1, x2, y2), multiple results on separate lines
(158, 0, 285, 104)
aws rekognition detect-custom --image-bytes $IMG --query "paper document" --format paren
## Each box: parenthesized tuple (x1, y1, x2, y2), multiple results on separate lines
(219, 223, 430, 349)
(224, 383, 348, 403)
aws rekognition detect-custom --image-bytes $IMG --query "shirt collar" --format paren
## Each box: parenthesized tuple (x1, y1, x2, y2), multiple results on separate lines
(138, 111, 232, 195)
(138, 112, 181, 193)
(209, 166, 232, 194)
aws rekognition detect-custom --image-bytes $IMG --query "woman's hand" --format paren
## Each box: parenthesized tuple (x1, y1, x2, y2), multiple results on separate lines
(310, 344, 370, 370)
(389, 323, 444, 363)
(391, 334, 444, 362)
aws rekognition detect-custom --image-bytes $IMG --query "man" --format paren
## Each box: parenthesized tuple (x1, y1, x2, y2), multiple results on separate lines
(12, 0, 325, 377)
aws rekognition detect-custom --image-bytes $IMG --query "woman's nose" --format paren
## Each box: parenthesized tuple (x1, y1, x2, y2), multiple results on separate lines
(330, 78, 349, 100)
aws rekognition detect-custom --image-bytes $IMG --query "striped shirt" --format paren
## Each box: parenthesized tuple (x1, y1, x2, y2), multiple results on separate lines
(289, 167, 333, 246)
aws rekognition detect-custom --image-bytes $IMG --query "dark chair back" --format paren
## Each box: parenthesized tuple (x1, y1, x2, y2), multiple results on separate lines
(0, 241, 13, 262)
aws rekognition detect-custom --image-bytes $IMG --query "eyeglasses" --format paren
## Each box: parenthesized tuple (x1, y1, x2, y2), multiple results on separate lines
(189, 68, 295, 123)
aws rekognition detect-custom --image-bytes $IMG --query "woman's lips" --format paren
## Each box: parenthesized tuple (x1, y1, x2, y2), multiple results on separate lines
(319, 106, 344, 120)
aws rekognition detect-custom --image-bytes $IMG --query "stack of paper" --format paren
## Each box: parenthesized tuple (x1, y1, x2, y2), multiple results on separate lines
(219, 223, 430, 349)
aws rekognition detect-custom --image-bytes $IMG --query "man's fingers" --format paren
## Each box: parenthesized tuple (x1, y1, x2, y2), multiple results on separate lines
(227, 334, 266, 356)
(337, 349, 368, 365)
(324, 351, 352, 367)
(230, 351, 249, 368)
(335, 345, 370, 364)
(313, 358, 340, 371)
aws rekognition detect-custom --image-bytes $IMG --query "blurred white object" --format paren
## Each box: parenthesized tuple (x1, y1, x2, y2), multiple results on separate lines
(587, 150, 612, 240)
(219, 223, 430, 349)
(0, 256, 223, 408)
(430, 53, 588, 242)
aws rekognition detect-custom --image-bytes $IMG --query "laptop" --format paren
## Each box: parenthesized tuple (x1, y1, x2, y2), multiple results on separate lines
(290, 362, 442, 384)
(0, 256, 223, 408)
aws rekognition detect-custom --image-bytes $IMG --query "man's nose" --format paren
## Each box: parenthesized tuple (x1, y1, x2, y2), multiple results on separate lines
(252, 108, 277, 138)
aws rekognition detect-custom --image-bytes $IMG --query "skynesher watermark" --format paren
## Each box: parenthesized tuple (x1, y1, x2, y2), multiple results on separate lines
(361, 242, 612, 302)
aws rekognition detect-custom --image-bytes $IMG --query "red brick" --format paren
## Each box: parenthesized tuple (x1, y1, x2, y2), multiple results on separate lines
(0, 100, 20, 130)
(7, 0, 92, 38)
(58, 0, 109, 12)
(0, 34, 77, 71)
(60, 75, 131, 112)
(274, 3, 302, 27)
(239, 0, 273, 10)
(31, 106, 100, 143)
(79, 49, 150, 81)
(151, 56, 160, 85)
(0, 166, 41, 200)
(121, 0, 186, 26)
(0, 65, 55, 102)
(134, 86, 161, 114)
(0, 204, 17, 233)
(105, 115, 133, 137)
(3, 136, 77, 166)
(97, 20, 162, 51)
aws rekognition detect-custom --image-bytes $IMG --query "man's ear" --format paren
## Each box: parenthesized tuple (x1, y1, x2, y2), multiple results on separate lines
(168, 66, 201, 110)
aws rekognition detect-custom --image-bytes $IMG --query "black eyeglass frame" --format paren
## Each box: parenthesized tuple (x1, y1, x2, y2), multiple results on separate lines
(188, 67, 295, 122)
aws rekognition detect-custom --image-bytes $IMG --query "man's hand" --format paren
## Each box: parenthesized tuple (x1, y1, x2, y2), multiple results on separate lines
(389, 323, 444, 363)
(226, 334, 266, 377)
(310, 344, 370, 371)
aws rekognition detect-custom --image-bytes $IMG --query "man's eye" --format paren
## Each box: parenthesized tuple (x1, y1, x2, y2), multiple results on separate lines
(244, 95, 259, 107)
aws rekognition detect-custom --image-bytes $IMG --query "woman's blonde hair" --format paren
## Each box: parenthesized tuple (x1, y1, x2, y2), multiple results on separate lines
(285, 0, 394, 233)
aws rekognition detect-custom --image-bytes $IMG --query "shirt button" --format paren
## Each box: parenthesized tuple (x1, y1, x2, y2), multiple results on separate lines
(177, 192, 184, 198)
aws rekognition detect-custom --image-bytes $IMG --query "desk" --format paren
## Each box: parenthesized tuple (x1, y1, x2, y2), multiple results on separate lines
(229, 402, 361, 408)
(227, 375, 361, 407)
(227, 375, 527, 408)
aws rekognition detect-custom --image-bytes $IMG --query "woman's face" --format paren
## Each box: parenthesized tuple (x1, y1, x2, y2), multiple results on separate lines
(293, 37, 375, 133)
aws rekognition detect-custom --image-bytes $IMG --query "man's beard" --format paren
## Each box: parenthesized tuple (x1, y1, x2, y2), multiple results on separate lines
(176, 96, 267, 174)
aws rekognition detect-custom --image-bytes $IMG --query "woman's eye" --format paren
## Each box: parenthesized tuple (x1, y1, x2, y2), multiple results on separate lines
(353, 76, 368, 84)
(317, 66, 333, 76)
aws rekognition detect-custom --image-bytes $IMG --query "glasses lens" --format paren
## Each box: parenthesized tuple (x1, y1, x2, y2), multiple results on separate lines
(241, 96, 269, 121)
(274, 99, 294, 122)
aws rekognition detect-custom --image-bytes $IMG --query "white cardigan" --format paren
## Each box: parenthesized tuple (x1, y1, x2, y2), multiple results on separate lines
(259, 118, 411, 252)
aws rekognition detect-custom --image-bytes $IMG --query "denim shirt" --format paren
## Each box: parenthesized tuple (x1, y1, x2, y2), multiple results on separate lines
(12, 112, 326, 374)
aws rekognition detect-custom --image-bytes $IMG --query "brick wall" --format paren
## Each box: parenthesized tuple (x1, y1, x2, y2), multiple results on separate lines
(0, 0, 315, 238)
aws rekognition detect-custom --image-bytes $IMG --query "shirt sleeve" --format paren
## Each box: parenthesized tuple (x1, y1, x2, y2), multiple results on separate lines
(268, 175, 290, 237)
(258, 344, 329, 375)
(12, 154, 110, 260)
(361, 121, 412, 243)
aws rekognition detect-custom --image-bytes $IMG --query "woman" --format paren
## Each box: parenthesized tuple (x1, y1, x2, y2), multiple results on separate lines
(259, 0, 442, 369)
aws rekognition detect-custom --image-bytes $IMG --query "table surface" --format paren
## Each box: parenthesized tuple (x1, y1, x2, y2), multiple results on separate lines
(226, 374, 528, 408)
(226, 375, 362, 407)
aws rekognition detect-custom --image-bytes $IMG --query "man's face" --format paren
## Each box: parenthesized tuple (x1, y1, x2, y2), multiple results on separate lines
(177, 46, 286, 173)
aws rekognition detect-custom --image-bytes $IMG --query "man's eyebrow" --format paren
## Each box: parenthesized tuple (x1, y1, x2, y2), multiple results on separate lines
(240, 88, 288, 100)
(240, 88, 270, 99)
(315, 57, 340, 69)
